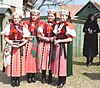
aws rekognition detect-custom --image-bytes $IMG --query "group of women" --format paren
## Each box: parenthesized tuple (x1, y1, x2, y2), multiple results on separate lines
(1, 9, 76, 88)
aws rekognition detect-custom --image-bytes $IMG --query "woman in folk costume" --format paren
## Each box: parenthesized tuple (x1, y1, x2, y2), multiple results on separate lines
(2, 13, 30, 87)
(53, 9, 76, 88)
(24, 9, 42, 83)
(37, 9, 57, 84)
(0, 14, 23, 35)
(0, 14, 23, 73)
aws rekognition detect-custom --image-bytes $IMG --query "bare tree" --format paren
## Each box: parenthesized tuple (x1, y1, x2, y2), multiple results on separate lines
(23, 0, 75, 17)
(37, 0, 46, 10)
(23, 0, 46, 17)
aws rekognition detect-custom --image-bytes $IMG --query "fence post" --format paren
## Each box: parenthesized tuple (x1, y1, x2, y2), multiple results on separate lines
(67, 42, 73, 76)
(99, 35, 100, 65)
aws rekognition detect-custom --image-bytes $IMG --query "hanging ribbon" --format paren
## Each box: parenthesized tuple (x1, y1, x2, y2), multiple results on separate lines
(31, 36, 39, 60)
(15, 26, 23, 33)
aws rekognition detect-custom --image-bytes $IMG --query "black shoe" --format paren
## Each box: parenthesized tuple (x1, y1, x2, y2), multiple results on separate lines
(27, 73, 32, 83)
(62, 81, 66, 85)
(11, 79, 16, 87)
(15, 78, 20, 87)
(98, 63, 100, 66)
(31, 77, 36, 83)
(86, 62, 89, 67)
(41, 78, 45, 84)
(57, 83, 64, 88)
(31, 73, 36, 83)
(27, 77, 32, 83)
(88, 62, 92, 66)
(48, 70, 52, 84)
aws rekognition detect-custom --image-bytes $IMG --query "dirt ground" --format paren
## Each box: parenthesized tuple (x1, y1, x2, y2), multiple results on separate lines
(0, 52, 100, 88)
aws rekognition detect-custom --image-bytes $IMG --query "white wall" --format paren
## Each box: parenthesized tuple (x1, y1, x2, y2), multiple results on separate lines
(0, 0, 23, 16)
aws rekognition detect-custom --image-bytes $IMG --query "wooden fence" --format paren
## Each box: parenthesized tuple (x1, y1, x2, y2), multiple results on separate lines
(72, 20, 84, 57)
(73, 19, 100, 58)
(0, 17, 100, 58)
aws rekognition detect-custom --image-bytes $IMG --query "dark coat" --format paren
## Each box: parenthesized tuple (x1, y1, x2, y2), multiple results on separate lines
(83, 21, 100, 58)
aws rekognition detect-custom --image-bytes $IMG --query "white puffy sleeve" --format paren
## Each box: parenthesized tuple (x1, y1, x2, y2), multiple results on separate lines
(23, 27, 30, 37)
(66, 26, 76, 38)
(1, 24, 10, 36)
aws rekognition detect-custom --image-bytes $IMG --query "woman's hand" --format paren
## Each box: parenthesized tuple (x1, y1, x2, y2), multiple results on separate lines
(49, 37, 54, 42)
(12, 44, 19, 48)
(89, 30, 93, 34)
(93, 30, 96, 33)
(54, 39, 60, 45)
(29, 37, 33, 41)
(18, 39, 28, 47)
(45, 37, 50, 42)
(50, 36, 57, 42)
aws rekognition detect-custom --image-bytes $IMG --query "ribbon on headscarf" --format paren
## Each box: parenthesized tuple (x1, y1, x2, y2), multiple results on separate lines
(31, 36, 39, 60)
(50, 44, 56, 62)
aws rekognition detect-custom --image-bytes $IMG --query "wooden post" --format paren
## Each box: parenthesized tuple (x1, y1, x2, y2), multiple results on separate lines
(99, 35, 100, 65)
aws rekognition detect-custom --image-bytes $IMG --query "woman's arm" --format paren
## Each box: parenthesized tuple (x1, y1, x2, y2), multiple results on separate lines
(37, 33, 50, 42)
(5, 37, 13, 45)
(19, 39, 28, 47)
(54, 36, 73, 45)
(83, 22, 89, 33)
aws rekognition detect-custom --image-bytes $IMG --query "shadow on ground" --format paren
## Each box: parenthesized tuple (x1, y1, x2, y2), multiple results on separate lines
(0, 70, 10, 84)
(0, 69, 58, 85)
(83, 73, 100, 80)
(73, 61, 85, 66)
(73, 61, 99, 66)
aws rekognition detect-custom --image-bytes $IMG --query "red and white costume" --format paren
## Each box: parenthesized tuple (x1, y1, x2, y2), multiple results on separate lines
(52, 21, 76, 76)
(3, 23, 30, 77)
(24, 18, 43, 73)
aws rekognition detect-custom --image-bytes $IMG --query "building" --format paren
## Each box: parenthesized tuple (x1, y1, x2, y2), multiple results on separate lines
(0, 0, 23, 16)
(75, 0, 100, 20)
(0, 0, 24, 51)
(0, 8, 12, 52)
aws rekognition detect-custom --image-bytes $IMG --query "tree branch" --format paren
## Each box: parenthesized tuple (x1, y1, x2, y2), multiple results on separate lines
(37, 0, 46, 10)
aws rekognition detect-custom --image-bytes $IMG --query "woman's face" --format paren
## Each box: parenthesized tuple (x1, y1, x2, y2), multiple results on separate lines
(31, 13, 39, 21)
(13, 15, 20, 25)
(48, 13, 55, 22)
(91, 15, 95, 21)
(60, 14, 68, 22)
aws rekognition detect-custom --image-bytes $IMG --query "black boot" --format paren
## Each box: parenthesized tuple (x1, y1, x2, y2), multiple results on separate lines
(98, 62, 100, 66)
(48, 70, 52, 84)
(11, 77, 16, 87)
(15, 77, 20, 86)
(27, 73, 32, 83)
(86, 57, 89, 66)
(41, 70, 46, 84)
(89, 58, 93, 66)
(31, 73, 36, 83)
(57, 76, 64, 88)
(62, 76, 66, 85)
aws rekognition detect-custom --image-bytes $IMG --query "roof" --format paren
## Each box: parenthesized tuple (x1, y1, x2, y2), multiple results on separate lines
(92, 2, 100, 10)
(0, 8, 12, 15)
(60, 4, 83, 18)
(59, 1, 100, 19)
(75, 1, 100, 18)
